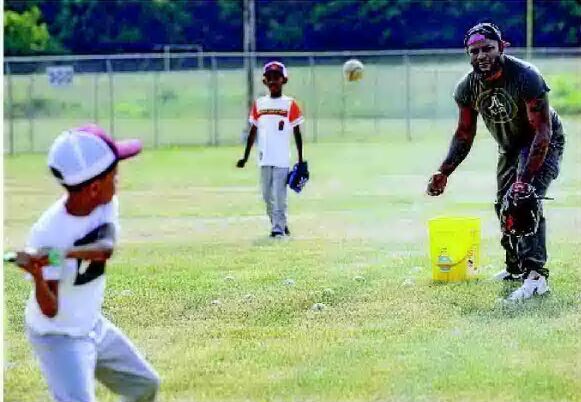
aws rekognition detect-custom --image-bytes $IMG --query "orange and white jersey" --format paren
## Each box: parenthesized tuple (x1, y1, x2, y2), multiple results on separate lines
(249, 94, 304, 168)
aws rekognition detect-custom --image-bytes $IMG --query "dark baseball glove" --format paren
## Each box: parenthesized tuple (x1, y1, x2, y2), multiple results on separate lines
(499, 182, 542, 237)
(288, 161, 309, 193)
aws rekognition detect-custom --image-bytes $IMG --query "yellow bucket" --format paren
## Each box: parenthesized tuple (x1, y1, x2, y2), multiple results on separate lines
(428, 216, 481, 282)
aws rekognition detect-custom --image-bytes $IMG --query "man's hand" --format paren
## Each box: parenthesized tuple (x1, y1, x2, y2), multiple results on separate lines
(500, 181, 540, 237)
(427, 171, 448, 196)
(510, 181, 530, 196)
(236, 158, 247, 168)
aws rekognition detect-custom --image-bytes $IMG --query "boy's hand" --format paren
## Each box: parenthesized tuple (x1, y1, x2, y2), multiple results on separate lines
(236, 158, 247, 168)
(426, 171, 448, 196)
(14, 250, 49, 278)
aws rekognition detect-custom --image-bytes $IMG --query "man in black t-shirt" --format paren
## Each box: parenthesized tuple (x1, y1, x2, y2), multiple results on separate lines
(426, 22, 565, 302)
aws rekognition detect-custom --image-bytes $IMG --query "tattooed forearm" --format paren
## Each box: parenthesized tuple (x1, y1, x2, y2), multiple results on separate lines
(440, 136, 473, 176)
(521, 133, 550, 182)
(521, 95, 551, 182)
(439, 106, 477, 176)
(528, 95, 548, 113)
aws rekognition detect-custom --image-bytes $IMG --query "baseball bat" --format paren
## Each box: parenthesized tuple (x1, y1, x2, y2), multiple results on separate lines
(3, 251, 17, 263)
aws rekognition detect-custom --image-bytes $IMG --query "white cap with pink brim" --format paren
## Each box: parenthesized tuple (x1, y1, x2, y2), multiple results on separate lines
(47, 123, 142, 186)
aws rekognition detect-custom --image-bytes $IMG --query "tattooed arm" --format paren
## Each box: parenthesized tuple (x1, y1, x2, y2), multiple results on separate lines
(440, 105, 478, 175)
(427, 105, 478, 196)
(520, 94, 551, 183)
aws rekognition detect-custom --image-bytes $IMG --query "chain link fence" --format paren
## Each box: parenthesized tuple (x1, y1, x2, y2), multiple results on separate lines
(4, 48, 580, 154)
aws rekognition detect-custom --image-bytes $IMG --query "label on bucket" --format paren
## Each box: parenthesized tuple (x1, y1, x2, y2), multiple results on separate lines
(437, 249, 453, 272)
(467, 247, 477, 275)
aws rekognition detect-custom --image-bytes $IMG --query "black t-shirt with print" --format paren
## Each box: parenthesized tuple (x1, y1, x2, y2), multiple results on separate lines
(453, 55, 564, 153)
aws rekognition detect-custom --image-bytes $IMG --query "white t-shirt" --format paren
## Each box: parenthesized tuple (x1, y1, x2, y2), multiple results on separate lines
(25, 195, 119, 336)
(248, 94, 304, 168)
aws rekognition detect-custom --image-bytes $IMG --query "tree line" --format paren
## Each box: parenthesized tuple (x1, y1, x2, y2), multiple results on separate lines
(4, 0, 580, 56)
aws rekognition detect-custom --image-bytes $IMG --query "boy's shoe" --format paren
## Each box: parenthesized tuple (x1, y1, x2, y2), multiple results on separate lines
(505, 271, 549, 302)
(492, 269, 524, 282)
(284, 226, 290, 236)
(270, 231, 284, 238)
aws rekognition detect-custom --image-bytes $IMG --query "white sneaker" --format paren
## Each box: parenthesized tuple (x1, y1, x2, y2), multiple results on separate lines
(506, 271, 549, 302)
(492, 269, 523, 282)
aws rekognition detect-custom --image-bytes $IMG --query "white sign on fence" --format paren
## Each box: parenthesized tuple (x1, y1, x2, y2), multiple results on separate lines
(46, 66, 74, 87)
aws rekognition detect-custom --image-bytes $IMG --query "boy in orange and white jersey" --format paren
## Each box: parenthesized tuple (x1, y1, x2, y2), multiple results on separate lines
(237, 61, 305, 238)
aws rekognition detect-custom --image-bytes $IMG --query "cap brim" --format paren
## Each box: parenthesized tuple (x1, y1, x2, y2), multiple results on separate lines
(265, 70, 286, 78)
(115, 139, 142, 160)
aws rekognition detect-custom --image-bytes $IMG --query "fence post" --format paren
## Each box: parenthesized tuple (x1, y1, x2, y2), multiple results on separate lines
(404, 53, 412, 141)
(6, 62, 15, 155)
(93, 73, 99, 123)
(164, 45, 170, 72)
(211, 56, 219, 146)
(207, 58, 213, 146)
(107, 59, 115, 137)
(27, 74, 35, 152)
(373, 61, 379, 134)
(198, 49, 204, 71)
(433, 68, 439, 120)
(309, 55, 318, 143)
(153, 71, 160, 148)
(340, 66, 346, 137)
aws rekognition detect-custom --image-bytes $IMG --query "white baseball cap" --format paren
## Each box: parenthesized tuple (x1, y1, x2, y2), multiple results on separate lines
(48, 124, 142, 186)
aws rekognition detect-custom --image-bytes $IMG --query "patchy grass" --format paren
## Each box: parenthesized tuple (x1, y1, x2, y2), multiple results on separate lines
(4, 118, 581, 401)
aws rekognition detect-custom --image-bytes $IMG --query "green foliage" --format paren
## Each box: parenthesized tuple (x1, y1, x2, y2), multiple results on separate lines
(535, 0, 581, 46)
(7, 96, 82, 118)
(548, 73, 581, 115)
(3, 0, 579, 55)
(4, 6, 51, 55)
(115, 101, 150, 118)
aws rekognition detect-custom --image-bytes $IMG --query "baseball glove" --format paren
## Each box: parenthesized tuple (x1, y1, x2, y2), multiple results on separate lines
(288, 161, 309, 193)
(499, 182, 542, 237)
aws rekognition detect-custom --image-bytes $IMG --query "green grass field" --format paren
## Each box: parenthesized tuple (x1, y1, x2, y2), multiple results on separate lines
(4, 117, 581, 401)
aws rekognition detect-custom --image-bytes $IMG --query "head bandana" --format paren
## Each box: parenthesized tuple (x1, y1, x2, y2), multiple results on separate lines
(464, 22, 508, 50)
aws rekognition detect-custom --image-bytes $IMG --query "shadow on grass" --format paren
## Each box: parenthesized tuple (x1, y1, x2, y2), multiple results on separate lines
(252, 236, 290, 247)
(427, 279, 581, 321)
